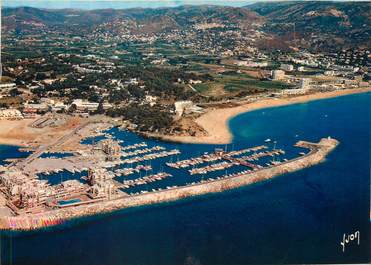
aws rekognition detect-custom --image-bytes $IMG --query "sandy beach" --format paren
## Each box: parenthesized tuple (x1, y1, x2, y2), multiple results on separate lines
(0, 88, 369, 147)
(159, 88, 371, 144)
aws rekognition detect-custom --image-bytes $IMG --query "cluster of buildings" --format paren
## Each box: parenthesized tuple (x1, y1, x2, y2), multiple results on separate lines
(86, 168, 116, 199)
(99, 139, 122, 161)
(0, 169, 85, 212)
(0, 96, 113, 120)
(1, 10, 369, 129)
(0, 137, 128, 213)
(94, 16, 265, 57)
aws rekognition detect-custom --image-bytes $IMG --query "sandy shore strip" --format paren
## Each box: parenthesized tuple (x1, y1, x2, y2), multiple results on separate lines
(158, 87, 371, 145)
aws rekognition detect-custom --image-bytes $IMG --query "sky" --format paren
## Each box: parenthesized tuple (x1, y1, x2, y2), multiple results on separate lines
(2, 0, 257, 9)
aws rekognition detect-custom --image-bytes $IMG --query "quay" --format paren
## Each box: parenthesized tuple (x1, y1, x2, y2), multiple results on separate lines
(119, 172, 172, 189)
(0, 137, 339, 231)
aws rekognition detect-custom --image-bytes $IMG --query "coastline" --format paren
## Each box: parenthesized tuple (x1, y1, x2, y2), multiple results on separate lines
(0, 138, 339, 231)
(156, 88, 371, 144)
(0, 88, 368, 148)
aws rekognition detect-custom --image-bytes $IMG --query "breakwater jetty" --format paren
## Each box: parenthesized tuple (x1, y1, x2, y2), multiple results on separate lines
(0, 137, 338, 231)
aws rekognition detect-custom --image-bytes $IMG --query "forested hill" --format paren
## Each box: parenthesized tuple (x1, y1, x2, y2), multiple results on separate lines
(245, 1, 370, 50)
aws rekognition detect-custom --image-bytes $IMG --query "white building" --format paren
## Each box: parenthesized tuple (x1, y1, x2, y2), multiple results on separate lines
(174, 101, 203, 117)
(23, 103, 49, 113)
(72, 99, 99, 111)
(0, 83, 16, 90)
(52, 102, 68, 112)
(236, 61, 268, 68)
(189, 79, 203, 84)
(280, 64, 294, 71)
(72, 99, 112, 112)
(281, 88, 308, 95)
(299, 78, 311, 90)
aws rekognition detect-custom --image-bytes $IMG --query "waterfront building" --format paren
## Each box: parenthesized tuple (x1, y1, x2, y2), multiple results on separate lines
(99, 139, 122, 161)
(87, 168, 116, 199)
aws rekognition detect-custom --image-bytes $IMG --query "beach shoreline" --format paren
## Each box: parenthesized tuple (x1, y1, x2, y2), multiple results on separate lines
(153, 88, 371, 145)
(0, 88, 369, 148)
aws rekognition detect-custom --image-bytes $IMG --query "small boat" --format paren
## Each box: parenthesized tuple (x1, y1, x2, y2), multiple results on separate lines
(264, 138, 271, 142)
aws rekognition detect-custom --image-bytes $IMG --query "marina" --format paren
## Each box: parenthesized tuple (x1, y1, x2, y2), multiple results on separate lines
(121, 172, 173, 189)
(0, 77, 368, 265)
(0, 120, 339, 231)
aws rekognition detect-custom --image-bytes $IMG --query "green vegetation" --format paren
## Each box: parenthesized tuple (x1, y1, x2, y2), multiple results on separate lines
(107, 104, 173, 132)
(224, 79, 291, 91)
(193, 83, 209, 93)
(193, 71, 292, 95)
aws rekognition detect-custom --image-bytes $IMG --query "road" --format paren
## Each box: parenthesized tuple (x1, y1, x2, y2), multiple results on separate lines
(16, 121, 90, 168)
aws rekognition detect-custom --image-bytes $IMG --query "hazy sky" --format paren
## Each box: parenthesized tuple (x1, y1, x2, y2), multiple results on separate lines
(2, 0, 258, 9)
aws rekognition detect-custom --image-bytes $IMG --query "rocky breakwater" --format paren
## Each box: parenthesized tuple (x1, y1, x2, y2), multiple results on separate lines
(1, 138, 339, 231)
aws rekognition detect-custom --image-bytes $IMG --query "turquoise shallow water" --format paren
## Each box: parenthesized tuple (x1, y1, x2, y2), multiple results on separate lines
(0, 92, 370, 265)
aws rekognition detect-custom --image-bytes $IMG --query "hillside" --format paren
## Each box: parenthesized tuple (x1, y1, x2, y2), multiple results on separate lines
(2, 3, 369, 51)
(246, 1, 371, 50)
(1, 5, 263, 33)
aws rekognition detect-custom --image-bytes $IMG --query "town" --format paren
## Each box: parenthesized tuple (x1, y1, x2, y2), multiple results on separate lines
(0, 6, 369, 137)
(0, 3, 368, 230)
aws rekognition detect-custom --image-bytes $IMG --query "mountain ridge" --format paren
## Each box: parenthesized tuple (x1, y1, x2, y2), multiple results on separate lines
(2, 3, 370, 51)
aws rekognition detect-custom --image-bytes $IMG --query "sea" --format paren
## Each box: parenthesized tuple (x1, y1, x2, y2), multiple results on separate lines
(0, 92, 369, 265)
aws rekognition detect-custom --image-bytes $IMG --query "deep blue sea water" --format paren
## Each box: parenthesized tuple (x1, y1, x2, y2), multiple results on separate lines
(0, 92, 370, 265)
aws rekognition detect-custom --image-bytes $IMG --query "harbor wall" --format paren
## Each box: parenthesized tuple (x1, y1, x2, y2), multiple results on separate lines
(0, 138, 338, 231)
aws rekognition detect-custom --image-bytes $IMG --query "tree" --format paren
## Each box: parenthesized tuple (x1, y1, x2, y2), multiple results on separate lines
(95, 100, 105, 115)
(9, 88, 21, 97)
(68, 104, 77, 114)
